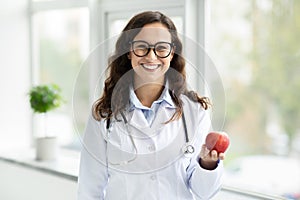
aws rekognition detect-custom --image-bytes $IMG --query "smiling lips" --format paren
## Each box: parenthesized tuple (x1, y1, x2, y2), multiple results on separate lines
(141, 64, 161, 70)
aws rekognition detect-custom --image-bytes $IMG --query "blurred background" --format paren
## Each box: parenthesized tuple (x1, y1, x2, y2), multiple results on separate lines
(0, 0, 299, 199)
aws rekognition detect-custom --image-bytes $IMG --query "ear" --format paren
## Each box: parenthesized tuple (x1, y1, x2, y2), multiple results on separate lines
(170, 46, 176, 61)
(127, 52, 131, 60)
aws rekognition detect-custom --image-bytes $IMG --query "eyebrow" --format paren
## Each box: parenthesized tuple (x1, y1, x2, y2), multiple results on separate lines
(132, 40, 172, 44)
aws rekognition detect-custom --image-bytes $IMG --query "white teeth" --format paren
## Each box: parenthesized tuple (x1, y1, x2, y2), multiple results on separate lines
(142, 64, 159, 70)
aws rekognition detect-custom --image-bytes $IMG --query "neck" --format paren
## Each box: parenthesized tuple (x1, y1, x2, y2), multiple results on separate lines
(134, 77, 165, 108)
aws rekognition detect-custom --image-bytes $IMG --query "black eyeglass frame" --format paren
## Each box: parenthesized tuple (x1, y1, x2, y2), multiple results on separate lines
(129, 40, 175, 58)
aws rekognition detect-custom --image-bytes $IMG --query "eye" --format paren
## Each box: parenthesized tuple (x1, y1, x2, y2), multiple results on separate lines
(135, 44, 148, 49)
(133, 41, 148, 50)
(155, 43, 170, 52)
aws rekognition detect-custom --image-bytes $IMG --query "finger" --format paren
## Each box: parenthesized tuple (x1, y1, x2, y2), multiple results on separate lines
(211, 150, 219, 161)
(218, 153, 225, 160)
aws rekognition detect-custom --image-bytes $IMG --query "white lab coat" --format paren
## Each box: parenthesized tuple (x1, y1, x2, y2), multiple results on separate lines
(78, 95, 223, 200)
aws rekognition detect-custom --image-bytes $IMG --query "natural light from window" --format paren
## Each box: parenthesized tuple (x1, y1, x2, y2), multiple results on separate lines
(208, 0, 300, 199)
(32, 7, 89, 147)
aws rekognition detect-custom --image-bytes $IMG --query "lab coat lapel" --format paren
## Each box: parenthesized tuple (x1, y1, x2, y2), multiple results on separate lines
(127, 106, 174, 136)
(128, 109, 148, 129)
(150, 106, 174, 130)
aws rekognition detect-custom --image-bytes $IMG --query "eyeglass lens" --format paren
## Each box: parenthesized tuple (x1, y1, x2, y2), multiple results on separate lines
(131, 41, 172, 58)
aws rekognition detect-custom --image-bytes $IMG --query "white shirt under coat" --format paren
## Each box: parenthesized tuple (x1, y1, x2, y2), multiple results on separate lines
(77, 88, 223, 200)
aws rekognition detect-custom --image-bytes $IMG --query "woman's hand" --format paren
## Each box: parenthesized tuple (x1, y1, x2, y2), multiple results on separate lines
(198, 144, 225, 170)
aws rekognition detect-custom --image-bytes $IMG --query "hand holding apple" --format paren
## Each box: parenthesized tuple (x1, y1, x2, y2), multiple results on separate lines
(205, 131, 230, 153)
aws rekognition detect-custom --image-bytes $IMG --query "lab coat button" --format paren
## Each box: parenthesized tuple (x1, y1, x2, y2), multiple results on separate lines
(150, 174, 157, 180)
(147, 145, 155, 152)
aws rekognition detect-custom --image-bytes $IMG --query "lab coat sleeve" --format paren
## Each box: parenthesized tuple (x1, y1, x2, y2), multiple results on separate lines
(77, 114, 108, 200)
(188, 158, 223, 199)
(187, 108, 223, 199)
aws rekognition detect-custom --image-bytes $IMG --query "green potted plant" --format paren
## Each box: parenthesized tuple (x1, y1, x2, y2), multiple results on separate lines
(29, 84, 64, 161)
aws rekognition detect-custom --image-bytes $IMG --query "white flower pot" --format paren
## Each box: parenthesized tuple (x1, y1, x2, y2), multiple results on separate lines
(36, 137, 58, 161)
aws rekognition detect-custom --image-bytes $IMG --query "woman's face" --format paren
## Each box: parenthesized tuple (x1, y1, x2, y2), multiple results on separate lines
(128, 22, 174, 86)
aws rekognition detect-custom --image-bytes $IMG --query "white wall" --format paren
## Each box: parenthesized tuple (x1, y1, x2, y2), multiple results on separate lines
(0, 0, 31, 148)
(0, 161, 77, 200)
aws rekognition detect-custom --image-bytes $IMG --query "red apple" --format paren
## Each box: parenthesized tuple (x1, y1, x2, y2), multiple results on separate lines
(205, 131, 230, 153)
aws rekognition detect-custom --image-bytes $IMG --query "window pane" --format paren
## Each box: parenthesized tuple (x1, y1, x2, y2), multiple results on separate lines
(208, 0, 300, 198)
(32, 7, 89, 147)
(109, 16, 183, 38)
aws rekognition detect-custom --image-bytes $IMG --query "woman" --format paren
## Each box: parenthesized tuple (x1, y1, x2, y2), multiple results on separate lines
(78, 11, 225, 200)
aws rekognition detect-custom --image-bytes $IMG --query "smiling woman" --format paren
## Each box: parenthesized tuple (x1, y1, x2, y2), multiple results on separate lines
(78, 11, 224, 200)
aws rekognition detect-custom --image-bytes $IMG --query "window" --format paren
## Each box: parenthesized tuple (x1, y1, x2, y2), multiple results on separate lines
(31, 7, 89, 147)
(207, 0, 300, 198)
(108, 16, 183, 38)
(27, 0, 300, 198)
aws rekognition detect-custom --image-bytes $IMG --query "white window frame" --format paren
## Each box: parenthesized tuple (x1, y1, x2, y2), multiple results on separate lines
(28, 0, 89, 144)
(29, 0, 89, 84)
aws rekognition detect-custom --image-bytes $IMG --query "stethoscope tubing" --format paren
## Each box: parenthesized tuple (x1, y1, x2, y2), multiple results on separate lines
(105, 111, 194, 166)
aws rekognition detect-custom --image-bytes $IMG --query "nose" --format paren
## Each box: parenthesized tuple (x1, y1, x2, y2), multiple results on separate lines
(146, 48, 157, 59)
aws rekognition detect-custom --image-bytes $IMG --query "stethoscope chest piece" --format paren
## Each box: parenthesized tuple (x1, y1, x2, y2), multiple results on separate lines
(182, 143, 195, 157)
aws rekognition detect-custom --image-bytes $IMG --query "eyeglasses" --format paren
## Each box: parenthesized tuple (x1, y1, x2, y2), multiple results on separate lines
(130, 40, 174, 58)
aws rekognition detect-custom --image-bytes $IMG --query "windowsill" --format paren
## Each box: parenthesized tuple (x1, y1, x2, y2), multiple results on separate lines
(0, 147, 80, 182)
(0, 148, 288, 199)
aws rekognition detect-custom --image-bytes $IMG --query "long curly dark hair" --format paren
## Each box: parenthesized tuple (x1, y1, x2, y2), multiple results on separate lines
(92, 11, 210, 121)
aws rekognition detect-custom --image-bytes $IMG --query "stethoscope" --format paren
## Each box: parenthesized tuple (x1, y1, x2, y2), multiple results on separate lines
(105, 111, 195, 166)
